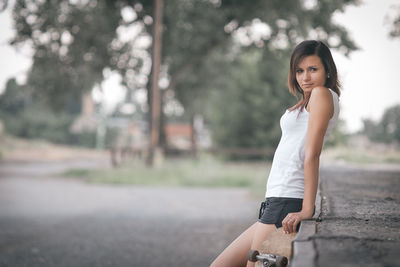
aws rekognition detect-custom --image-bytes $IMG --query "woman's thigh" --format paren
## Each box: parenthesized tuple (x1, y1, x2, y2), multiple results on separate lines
(250, 222, 277, 251)
(210, 222, 277, 267)
(210, 222, 258, 267)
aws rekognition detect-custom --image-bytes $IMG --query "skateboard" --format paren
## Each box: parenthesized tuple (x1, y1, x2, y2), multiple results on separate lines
(248, 227, 296, 267)
(247, 250, 287, 267)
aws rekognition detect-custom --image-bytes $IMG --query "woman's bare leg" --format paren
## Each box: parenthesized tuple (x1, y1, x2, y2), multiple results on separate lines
(246, 222, 277, 267)
(210, 222, 257, 267)
(210, 222, 277, 267)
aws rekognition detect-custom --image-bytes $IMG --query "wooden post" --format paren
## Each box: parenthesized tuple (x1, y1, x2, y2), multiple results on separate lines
(147, 0, 163, 166)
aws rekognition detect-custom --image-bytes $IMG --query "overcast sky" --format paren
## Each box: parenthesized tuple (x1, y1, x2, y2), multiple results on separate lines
(332, 0, 400, 132)
(0, 0, 399, 133)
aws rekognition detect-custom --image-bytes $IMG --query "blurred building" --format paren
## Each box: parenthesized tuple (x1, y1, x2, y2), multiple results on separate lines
(69, 91, 211, 164)
(165, 123, 193, 151)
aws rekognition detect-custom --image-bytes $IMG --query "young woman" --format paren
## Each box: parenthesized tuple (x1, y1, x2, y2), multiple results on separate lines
(210, 40, 340, 267)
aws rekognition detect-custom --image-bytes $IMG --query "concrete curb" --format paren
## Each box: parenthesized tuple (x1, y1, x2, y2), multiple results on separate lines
(289, 182, 322, 267)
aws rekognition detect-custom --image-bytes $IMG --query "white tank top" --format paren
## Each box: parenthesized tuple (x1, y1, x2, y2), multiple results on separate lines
(265, 88, 340, 199)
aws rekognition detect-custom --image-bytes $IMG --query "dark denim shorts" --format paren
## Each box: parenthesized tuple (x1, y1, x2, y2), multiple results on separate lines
(258, 197, 303, 229)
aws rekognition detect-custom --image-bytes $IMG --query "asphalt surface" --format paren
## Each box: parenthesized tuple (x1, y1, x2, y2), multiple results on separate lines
(0, 159, 259, 267)
(1, 159, 399, 267)
(291, 164, 400, 267)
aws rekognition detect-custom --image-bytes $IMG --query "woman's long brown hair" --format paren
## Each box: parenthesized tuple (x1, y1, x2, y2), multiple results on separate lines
(287, 40, 340, 112)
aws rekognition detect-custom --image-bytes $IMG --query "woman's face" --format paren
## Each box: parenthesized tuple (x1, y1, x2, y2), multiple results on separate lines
(295, 54, 327, 93)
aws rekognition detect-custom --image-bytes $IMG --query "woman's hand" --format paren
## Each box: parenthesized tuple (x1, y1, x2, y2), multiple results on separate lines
(282, 210, 313, 234)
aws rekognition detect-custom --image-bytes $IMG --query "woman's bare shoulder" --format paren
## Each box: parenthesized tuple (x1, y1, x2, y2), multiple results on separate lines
(311, 86, 331, 96)
(308, 86, 333, 115)
(310, 86, 333, 102)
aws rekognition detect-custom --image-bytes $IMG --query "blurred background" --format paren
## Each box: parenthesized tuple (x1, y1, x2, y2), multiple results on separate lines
(0, 0, 399, 266)
(1, 0, 400, 165)
(0, 0, 399, 167)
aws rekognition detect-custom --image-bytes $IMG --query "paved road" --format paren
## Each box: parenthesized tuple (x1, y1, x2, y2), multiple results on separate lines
(1, 159, 399, 267)
(311, 165, 400, 267)
(0, 159, 259, 267)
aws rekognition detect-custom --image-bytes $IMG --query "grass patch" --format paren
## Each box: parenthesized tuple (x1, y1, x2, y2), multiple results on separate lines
(0, 134, 106, 161)
(63, 169, 91, 177)
(324, 145, 400, 164)
(62, 155, 270, 199)
(334, 153, 379, 164)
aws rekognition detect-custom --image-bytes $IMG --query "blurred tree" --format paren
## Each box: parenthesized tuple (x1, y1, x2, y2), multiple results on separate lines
(362, 118, 381, 141)
(129, 0, 359, 156)
(202, 47, 291, 159)
(5, 0, 359, 154)
(386, 4, 400, 38)
(0, 78, 27, 115)
(6, 0, 148, 148)
(10, 0, 143, 113)
(0, 0, 8, 11)
(362, 104, 400, 144)
(0, 77, 96, 146)
(324, 118, 348, 147)
(211, 51, 277, 145)
(162, 0, 358, 155)
(156, 0, 359, 99)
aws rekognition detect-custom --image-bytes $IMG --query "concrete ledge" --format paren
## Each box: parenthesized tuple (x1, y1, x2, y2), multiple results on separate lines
(294, 220, 316, 241)
(289, 184, 322, 267)
(290, 220, 316, 267)
(290, 239, 316, 267)
(313, 188, 322, 220)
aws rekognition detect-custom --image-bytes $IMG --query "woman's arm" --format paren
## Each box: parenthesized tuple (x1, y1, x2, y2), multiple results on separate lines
(282, 86, 334, 234)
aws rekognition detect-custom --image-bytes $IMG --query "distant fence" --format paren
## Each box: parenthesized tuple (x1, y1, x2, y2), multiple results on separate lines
(206, 147, 275, 157)
(109, 146, 275, 167)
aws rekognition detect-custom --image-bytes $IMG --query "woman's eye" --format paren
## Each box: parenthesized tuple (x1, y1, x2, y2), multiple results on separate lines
(310, 67, 317, 72)
(296, 69, 303, 73)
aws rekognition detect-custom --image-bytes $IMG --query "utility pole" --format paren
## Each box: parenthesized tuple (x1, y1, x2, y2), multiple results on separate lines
(147, 0, 163, 166)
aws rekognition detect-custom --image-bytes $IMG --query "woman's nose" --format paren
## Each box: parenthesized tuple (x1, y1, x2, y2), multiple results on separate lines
(303, 71, 311, 81)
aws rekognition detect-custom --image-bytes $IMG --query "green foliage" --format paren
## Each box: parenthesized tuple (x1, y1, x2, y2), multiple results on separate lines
(324, 118, 348, 147)
(386, 5, 400, 38)
(0, 78, 27, 114)
(204, 45, 350, 156)
(1, 104, 97, 147)
(104, 126, 120, 149)
(209, 50, 285, 153)
(152, 0, 359, 155)
(3, 107, 71, 142)
(158, 0, 359, 114)
(10, 0, 134, 112)
(0, 78, 96, 147)
(6, 0, 359, 151)
(69, 131, 97, 148)
(203, 48, 292, 158)
(362, 104, 400, 144)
